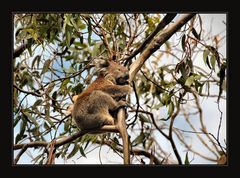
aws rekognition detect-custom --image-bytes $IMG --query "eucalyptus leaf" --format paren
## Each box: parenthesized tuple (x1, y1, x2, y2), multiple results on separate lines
(185, 76, 195, 87)
(203, 49, 210, 65)
(14, 116, 22, 127)
(191, 27, 200, 40)
(52, 91, 57, 100)
(67, 143, 79, 159)
(206, 56, 212, 70)
(79, 146, 87, 158)
(43, 122, 51, 130)
(87, 18, 92, 45)
(152, 102, 163, 110)
(66, 27, 71, 48)
(210, 54, 216, 71)
(41, 59, 51, 75)
(31, 55, 41, 69)
(19, 119, 27, 137)
(64, 119, 70, 132)
(15, 133, 22, 144)
(184, 152, 190, 165)
(25, 112, 39, 127)
(168, 101, 174, 116)
(132, 132, 146, 146)
(70, 18, 79, 31)
(139, 114, 151, 123)
(32, 99, 43, 108)
(46, 83, 55, 94)
(60, 78, 70, 90)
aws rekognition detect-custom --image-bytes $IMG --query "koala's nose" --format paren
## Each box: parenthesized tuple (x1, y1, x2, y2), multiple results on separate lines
(124, 74, 129, 80)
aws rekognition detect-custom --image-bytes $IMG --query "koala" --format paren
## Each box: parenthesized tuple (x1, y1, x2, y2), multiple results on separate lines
(71, 60, 132, 132)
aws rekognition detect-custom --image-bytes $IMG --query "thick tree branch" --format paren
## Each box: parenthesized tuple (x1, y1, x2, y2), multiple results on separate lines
(116, 108, 130, 164)
(119, 14, 193, 164)
(13, 125, 118, 150)
(129, 13, 196, 82)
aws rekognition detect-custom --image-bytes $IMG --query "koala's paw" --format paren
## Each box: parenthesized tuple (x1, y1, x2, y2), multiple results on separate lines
(66, 104, 74, 115)
(123, 85, 132, 93)
(72, 95, 78, 102)
(117, 100, 128, 108)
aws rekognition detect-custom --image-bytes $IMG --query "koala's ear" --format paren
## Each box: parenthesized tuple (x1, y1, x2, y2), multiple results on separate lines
(94, 59, 110, 68)
(99, 68, 107, 74)
(99, 59, 110, 67)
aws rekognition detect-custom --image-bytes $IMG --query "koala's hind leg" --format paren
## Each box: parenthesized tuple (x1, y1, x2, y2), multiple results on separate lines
(87, 90, 120, 126)
(77, 112, 114, 131)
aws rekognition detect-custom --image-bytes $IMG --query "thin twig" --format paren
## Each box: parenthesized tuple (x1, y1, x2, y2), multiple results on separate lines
(168, 104, 182, 164)
(217, 102, 223, 141)
(129, 109, 169, 140)
(192, 92, 219, 155)
(95, 139, 162, 165)
(128, 81, 140, 126)
(13, 84, 42, 97)
(173, 128, 217, 162)
(124, 13, 177, 65)
(183, 108, 219, 158)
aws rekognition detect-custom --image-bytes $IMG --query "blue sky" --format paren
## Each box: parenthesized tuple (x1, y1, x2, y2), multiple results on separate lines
(14, 13, 227, 164)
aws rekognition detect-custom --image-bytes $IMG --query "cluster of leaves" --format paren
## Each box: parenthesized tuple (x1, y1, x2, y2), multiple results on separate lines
(14, 14, 91, 162)
(129, 27, 226, 159)
(13, 13, 162, 163)
(13, 13, 226, 164)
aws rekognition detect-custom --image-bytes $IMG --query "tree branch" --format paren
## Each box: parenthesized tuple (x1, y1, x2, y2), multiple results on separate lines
(124, 13, 177, 65)
(13, 144, 28, 164)
(173, 128, 217, 162)
(129, 13, 196, 82)
(13, 42, 28, 59)
(129, 109, 169, 140)
(169, 106, 182, 164)
(116, 108, 130, 164)
(95, 139, 162, 165)
(13, 84, 42, 97)
(13, 125, 118, 150)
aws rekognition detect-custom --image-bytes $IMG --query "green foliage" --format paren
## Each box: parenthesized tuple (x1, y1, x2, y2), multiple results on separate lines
(143, 14, 161, 36)
(102, 14, 119, 32)
(67, 142, 79, 159)
(132, 132, 148, 146)
(13, 13, 226, 164)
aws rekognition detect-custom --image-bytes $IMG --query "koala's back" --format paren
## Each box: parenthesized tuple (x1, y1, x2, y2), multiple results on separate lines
(73, 76, 113, 107)
(72, 76, 114, 128)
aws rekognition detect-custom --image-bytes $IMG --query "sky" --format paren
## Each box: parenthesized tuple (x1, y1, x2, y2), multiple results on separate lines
(14, 13, 227, 165)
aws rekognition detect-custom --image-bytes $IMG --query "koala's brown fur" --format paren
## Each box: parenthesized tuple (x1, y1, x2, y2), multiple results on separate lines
(71, 60, 132, 131)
